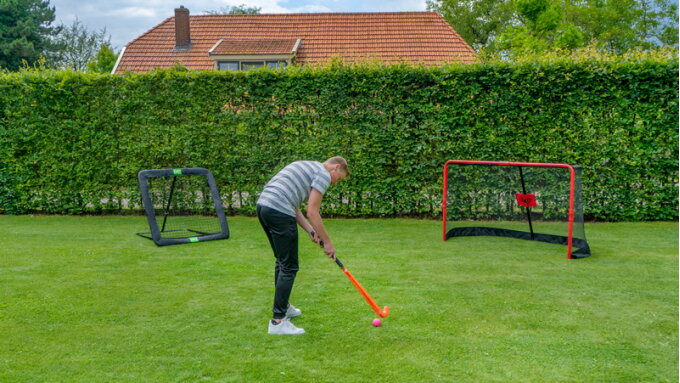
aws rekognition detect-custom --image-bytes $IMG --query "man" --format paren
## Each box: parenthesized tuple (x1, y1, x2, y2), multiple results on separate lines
(256, 156, 349, 335)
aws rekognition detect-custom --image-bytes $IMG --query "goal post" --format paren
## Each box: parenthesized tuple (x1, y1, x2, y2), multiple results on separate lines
(137, 168, 229, 246)
(443, 160, 590, 259)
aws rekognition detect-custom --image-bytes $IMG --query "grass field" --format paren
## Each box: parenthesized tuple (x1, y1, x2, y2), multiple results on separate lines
(1, 216, 677, 382)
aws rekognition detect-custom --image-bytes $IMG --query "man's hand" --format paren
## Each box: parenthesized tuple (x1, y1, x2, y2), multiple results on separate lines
(309, 230, 321, 244)
(323, 241, 337, 261)
(311, 231, 336, 261)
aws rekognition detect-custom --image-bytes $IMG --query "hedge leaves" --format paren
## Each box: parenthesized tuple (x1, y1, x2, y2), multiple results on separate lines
(0, 55, 677, 220)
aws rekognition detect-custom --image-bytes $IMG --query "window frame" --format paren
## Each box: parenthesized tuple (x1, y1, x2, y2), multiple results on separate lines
(217, 61, 240, 71)
(215, 59, 289, 71)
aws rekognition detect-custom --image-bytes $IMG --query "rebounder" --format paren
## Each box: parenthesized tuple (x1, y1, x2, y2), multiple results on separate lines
(137, 168, 229, 246)
(443, 160, 590, 259)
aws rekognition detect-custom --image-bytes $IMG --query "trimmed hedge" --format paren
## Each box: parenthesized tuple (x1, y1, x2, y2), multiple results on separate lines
(0, 56, 677, 220)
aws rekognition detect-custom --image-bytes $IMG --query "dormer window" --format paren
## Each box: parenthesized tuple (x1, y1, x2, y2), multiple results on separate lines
(216, 60, 288, 71)
(217, 61, 239, 71)
(209, 39, 301, 71)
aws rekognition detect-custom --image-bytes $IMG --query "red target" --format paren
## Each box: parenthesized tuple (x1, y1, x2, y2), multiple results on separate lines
(516, 193, 537, 207)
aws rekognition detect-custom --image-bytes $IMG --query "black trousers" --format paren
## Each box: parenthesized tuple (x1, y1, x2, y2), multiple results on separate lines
(256, 205, 299, 319)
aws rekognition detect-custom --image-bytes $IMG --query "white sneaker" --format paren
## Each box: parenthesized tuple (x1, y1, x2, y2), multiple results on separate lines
(268, 318, 305, 335)
(285, 304, 302, 319)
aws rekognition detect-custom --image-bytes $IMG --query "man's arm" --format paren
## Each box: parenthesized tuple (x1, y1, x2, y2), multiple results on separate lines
(306, 188, 336, 260)
(295, 209, 317, 241)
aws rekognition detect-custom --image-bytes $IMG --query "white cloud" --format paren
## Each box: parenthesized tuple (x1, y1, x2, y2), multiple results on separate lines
(289, 5, 333, 12)
(187, 0, 334, 14)
(109, 7, 160, 19)
(205, 0, 418, 13)
(206, 0, 298, 14)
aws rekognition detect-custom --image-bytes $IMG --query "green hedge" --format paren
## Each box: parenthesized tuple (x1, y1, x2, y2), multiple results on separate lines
(0, 56, 677, 220)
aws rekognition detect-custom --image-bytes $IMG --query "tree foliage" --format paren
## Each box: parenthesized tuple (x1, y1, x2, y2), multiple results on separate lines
(0, 0, 60, 70)
(428, 0, 679, 57)
(426, 0, 514, 50)
(49, 17, 111, 71)
(85, 44, 117, 73)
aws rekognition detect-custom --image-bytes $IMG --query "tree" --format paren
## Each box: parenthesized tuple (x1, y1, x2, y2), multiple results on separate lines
(0, 0, 60, 71)
(426, 0, 514, 50)
(49, 17, 111, 71)
(563, 0, 678, 52)
(205, 4, 262, 15)
(429, 0, 679, 56)
(651, 0, 679, 46)
(86, 44, 117, 73)
(497, 0, 588, 56)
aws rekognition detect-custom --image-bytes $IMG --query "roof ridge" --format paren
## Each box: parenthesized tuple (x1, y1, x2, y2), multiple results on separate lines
(191, 11, 440, 17)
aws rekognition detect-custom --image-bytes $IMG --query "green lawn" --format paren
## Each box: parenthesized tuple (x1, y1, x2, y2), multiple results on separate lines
(1, 216, 677, 382)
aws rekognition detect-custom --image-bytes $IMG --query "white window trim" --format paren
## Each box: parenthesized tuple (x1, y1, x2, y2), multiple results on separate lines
(212, 54, 293, 62)
(210, 38, 301, 71)
(111, 46, 127, 74)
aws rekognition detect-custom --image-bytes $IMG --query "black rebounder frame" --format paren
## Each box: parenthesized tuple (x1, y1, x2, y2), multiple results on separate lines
(137, 168, 229, 246)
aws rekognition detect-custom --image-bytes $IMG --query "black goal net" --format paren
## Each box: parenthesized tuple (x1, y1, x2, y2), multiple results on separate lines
(443, 160, 590, 259)
(137, 168, 229, 246)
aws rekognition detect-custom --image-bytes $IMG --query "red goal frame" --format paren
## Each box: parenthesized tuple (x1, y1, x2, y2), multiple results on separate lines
(442, 160, 586, 259)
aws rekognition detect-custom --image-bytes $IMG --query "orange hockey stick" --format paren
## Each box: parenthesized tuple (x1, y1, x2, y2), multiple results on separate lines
(313, 232, 389, 318)
(334, 257, 390, 318)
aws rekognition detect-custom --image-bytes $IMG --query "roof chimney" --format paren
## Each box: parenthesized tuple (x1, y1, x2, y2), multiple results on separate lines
(174, 6, 191, 49)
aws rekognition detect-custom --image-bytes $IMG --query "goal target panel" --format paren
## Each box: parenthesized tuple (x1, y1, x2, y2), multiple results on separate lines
(443, 160, 590, 259)
(137, 168, 229, 246)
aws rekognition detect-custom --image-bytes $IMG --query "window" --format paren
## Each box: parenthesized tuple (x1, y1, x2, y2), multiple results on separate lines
(216, 60, 289, 71)
(217, 61, 239, 71)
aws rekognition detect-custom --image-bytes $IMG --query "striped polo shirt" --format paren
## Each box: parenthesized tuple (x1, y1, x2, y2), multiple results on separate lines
(257, 161, 331, 217)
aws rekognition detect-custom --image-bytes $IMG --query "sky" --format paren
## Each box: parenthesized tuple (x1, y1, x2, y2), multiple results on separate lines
(50, 0, 429, 51)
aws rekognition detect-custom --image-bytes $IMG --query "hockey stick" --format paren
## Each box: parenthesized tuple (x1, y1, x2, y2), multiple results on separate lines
(312, 232, 389, 318)
(334, 257, 390, 318)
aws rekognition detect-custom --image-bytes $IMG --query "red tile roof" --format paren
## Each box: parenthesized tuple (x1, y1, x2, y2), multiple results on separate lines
(210, 39, 299, 55)
(114, 12, 476, 73)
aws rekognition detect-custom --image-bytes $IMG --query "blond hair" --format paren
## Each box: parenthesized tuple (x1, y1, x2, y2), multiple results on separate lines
(325, 156, 349, 176)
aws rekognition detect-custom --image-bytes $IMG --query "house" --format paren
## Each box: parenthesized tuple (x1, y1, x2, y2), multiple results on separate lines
(112, 6, 476, 74)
